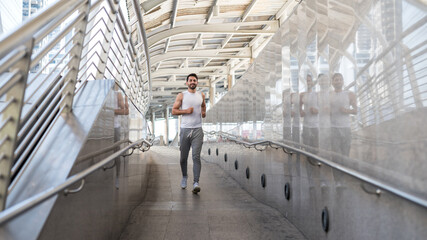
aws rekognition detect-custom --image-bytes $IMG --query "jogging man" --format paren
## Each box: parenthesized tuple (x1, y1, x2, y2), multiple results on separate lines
(330, 73, 357, 157)
(172, 73, 206, 194)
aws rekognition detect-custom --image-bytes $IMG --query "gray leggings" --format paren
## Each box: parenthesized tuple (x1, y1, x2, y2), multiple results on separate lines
(180, 128, 204, 183)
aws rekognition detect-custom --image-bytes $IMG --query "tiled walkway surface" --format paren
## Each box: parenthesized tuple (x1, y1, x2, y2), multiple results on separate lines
(120, 146, 306, 240)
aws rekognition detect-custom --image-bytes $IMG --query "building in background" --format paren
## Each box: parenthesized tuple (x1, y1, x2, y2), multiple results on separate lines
(22, 0, 44, 21)
(0, 0, 22, 35)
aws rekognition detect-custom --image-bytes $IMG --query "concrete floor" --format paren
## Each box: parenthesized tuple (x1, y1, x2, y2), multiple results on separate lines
(120, 146, 306, 240)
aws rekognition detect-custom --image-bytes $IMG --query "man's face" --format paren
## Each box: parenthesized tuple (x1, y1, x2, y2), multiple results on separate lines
(187, 76, 198, 90)
(332, 75, 343, 89)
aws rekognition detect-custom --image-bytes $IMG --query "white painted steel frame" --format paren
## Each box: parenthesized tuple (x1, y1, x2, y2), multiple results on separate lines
(0, 0, 154, 210)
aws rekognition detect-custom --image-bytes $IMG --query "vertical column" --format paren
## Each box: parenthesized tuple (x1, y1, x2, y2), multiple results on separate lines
(231, 71, 235, 86)
(252, 121, 257, 140)
(164, 105, 169, 146)
(141, 117, 147, 139)
(227, 74, 233, 91)
(209, 77, 216, 106)
(151, 109, 156, 136)
(228, 64, 235, 89)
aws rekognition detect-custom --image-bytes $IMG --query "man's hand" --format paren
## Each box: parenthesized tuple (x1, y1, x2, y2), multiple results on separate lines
(186, 107, 194, 114)
(202, 111, 206, 118)
(310, 107, 318, 115)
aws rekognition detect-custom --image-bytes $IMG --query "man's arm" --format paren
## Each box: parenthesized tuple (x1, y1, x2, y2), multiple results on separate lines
(172, 93, 193, 115)
(348, 91, 358, 114)
(115, 92, 129, 115)
(299, 92, 305, 117)
(341, 91, 357, 114)
(201, 92, 206, 118)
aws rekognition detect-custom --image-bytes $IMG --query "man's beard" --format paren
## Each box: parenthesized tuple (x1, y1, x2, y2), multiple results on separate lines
(189, 84, 197, 89)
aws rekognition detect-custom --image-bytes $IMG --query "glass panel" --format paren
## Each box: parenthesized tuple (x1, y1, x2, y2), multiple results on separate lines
(203, 0, 427, 197)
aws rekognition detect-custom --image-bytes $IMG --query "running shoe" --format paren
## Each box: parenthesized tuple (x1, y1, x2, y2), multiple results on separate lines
(192, 182, 201, 194)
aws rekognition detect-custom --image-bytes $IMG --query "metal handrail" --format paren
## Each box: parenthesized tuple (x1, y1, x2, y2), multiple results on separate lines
(63, 179, 85, 196)
(0, 47, 26, 74)
(0, 138, 153, 225)
(205, 131, 427, 209)
(76, 139, 130, 162)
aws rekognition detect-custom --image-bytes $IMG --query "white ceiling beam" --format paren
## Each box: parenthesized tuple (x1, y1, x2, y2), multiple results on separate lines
(152, 80, 210, 88)
(163, 0, 179, 53)
(219, 0, 258, 50)
(190, 0, 219, 51)
(156, 0, 180, 72)
(220, 34, 233, 48)
(141, 0, 168, 13)
(276, 0, 302, 23)
(155, 72, 227, 78)
(151, 48, 252, 65)
(152, 66, 227, 77)
(148, 21, 279, 47)
(252, 36, 273, 58)
(241, 0, 259, 21)
(154, 47, 250, 55)
(152, 54, 251, 65)
(230, 59, 250, 72)
(249, 34, 263, 47)
(151, 88, 209, 98)
(212, 76, 225, 85)
(220, 16, 274, 80)
(205, 0, 259, 77)
(206, 0, 219, 23)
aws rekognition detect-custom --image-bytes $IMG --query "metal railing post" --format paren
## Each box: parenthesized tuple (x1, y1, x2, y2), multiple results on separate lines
(131, 0, 152, 108)
(117, 30, 132, 86)
(95, 0, 120, 79)
(60, 1, 92, 112)
(113, 8, 130, 85)
(0, 40, 34, 210)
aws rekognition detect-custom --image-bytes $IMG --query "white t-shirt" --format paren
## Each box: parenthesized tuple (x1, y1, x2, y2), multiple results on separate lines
(181, 91, 203, 128)
(330, 91, 351, 128)
(302, 91, 319, 128)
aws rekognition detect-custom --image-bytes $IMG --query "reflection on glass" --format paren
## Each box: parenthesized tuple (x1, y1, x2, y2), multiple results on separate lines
(330, 73, 357, 157)
(282, 89, 292, 141)
(202, 0, 427, 197)
(114, 87, 129, 189)
(318, 73, 331, 152)
(300, 74, 319, 153)
(291, 92, 300, 144)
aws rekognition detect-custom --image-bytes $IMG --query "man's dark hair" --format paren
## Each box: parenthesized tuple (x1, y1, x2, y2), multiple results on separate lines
(332, 72, 343, 79)
(186, 73, 198, 82)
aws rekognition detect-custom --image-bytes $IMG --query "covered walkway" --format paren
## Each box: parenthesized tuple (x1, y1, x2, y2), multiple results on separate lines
(0, 0, 426, 239)
(120, 146, 305, 240)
